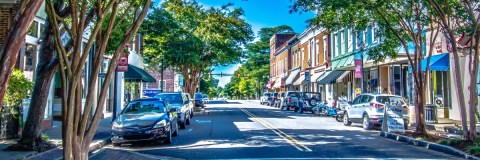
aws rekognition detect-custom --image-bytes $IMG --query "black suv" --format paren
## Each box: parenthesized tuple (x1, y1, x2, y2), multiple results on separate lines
(296, 92, 321, 113)
(194, 93, 205, 108)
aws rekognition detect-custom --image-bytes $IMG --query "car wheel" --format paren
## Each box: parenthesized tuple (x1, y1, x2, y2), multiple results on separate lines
(172, 122, 179, 137)
(179, 118, 186, 129)
(186, 116, 191, 125)
(363, 114, 373, 130)
(164, 124, 172, 144)
(343, 112, 352, 126)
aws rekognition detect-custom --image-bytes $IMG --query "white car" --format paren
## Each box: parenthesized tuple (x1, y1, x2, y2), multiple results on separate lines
(343, 93, 409, 130)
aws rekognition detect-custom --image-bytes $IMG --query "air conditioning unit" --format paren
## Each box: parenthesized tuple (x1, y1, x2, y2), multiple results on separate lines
(0, 0, 18, 4)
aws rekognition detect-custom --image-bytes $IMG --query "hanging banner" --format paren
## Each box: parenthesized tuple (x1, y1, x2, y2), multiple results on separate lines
(305, 71, 310, 83)
(354, 59, 362, 78)
(118, 54, 129, 72)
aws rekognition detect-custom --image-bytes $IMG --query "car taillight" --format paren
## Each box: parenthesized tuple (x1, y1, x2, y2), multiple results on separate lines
(370, 103, 384, 108)
(402, 105, 409, 110)
(288, 98, 291, 102)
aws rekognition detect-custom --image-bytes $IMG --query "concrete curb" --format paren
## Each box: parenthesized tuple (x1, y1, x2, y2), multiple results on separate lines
(380, 131, 479, 159)
(24, 137, 111, 160)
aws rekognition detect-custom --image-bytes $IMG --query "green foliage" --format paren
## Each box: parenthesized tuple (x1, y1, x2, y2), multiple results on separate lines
(223, 25, 294, 99)
(142, 0, 253, 73)
(4, 69, 33, 107)
(199, 76, 219, 98)
(41, 133, 49, 141)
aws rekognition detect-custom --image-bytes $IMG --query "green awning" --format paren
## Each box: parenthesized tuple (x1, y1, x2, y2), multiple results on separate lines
(124, 64, 156, 82)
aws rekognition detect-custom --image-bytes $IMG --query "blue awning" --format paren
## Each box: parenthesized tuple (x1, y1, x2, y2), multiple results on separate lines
(317, 71, 345, 84)
(421, 53, 449, 71)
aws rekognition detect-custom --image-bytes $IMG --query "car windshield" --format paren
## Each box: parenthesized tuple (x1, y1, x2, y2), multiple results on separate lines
(154, 94, 183, 104)
(376, 96, 405, 105)
(302, 93, 321, 99)
(122, 101, 165, 114)
(195, 94, 202, 99)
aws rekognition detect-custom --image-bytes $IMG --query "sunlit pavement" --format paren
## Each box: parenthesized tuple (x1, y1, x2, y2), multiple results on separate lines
(104, 100, 457, 159)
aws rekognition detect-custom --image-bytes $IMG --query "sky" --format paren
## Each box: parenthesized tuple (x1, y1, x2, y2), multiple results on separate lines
(154, 0, 315, 87)
(199, 0, 315, 87)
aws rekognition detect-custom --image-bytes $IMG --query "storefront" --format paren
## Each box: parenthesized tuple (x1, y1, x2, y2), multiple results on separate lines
(285, 68, 300, 91)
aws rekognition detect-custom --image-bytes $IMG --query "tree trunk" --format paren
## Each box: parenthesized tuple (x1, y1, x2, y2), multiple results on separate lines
(15, 16, 59, 150)
(0, 0, 45, 110)
(468, 33, 480, 140)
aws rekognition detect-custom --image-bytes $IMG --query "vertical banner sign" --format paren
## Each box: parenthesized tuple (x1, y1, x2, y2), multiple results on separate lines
(305, 71, 310, 83)
(354, 53, 362, 78)
(179, 74, 184, 87)
(118, 54, 129, 72)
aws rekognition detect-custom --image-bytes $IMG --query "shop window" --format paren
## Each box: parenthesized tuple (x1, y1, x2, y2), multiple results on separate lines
(28, 21, 38, 37)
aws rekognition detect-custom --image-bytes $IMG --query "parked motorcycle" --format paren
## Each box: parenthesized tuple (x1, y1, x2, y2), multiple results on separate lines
(335, 109, 344, 122)
(312, 102, 337, 116)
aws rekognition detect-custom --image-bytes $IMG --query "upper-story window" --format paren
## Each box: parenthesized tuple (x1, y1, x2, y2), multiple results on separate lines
(301, 48, 305, 69)
(323, 37, 327, 63)
(333, 32, 337, 58)
(315, 40, 319, 65)
(348, 30, 353, 53)
(28, 21, 38, 38)
(340, 29, 345, 55)
(372, 23, 379, 43)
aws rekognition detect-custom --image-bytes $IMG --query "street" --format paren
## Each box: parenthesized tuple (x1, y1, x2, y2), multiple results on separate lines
(93, 100, 457, 159)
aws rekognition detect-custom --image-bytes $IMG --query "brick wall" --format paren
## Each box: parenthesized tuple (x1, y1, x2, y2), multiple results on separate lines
(0, 6, 15, 49)
(146, 67, 175, 92)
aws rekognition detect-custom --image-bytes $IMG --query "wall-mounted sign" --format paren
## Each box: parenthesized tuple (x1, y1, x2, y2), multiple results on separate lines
(305, 71, 310, 83)
(354, 59, 362, 78)
(118, 54, 128, 72)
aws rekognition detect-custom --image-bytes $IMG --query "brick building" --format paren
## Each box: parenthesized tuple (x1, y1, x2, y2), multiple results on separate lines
(145, 67, 176, 92)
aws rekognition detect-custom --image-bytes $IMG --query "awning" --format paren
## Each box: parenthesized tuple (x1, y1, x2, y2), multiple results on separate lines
(293, 74, 305, 85)
(272, 78, 282, 88)
(285, 68, 300, 85)
(336, 71, 350, 83)
(317, 71, 345, 84)
(124, 64, 156, 82)
(421, 53, 449, 71)
(311, 71, 324, 83)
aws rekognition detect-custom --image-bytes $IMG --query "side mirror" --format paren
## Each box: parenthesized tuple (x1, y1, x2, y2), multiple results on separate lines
(169, 108, 177, 113)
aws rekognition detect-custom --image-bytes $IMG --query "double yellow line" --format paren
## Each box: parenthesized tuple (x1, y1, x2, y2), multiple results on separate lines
(239, 107, 312, 152)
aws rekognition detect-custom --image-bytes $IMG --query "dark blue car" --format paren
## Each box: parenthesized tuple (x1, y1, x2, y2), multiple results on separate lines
(111, 98, 179, 146)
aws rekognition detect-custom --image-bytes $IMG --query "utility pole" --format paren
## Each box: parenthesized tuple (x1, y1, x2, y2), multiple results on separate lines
(160, 56, 164, 92)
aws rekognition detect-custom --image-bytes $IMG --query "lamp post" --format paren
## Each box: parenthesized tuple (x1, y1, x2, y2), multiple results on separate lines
(359, 43, 365, 93)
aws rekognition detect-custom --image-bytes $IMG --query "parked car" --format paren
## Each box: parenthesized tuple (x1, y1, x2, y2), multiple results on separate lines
(260, 92, 272, 105)
(194, 93, 205, 108)
(154, 92, 193, 129)
(111, 98, 178, 146)
(274, 93, 285, 108)
(343, 93, 410, 130)
(269, 92, 279, 107)
(281, 91, 301, 111)
(183, 93, 195, 117)
(202, 94, 209, 103)
(297, 92, 321, 113)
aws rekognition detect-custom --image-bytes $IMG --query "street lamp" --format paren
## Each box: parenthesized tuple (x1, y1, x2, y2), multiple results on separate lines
(308, 60, 312, 92)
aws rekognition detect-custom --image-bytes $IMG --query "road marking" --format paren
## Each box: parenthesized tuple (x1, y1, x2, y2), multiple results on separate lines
(239, 107, 312, 152)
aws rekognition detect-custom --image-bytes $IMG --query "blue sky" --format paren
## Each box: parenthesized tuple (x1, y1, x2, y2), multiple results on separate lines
(154, 0, 315, 87)
(201, 0, 315, 87)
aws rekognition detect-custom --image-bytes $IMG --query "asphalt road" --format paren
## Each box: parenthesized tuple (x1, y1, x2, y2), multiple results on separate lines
(104, 100, 458, 160)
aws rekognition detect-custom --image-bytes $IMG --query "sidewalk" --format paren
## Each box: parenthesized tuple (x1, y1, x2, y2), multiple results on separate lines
(0, 118, 112, 160)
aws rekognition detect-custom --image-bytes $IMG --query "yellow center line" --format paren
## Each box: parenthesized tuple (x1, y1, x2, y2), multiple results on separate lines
(239, 107, 312, 152)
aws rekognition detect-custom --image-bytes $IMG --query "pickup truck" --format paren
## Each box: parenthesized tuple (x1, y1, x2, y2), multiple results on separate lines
(281, 91, 301, 111)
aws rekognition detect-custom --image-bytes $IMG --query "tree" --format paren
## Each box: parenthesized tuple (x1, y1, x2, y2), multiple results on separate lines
(426, 0, 480, 140)
(142, 0, 253, 99)
(12, 1, 96, 151)
(0, 0, 45, 110)
(223, 25, 295, 99)
(43, 0, 150, 158)
(291, 0, 440, 135)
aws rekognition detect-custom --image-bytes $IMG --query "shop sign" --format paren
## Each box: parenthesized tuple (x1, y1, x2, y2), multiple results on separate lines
(382, 104, 405, 133)
(143, 89, 161, 97)
(354, 59, 362, 78)
(118, 54, 128, 72)
(355, 88, 361, 95)
(179, 74, 184, 87)
(305, 71, 310, 83)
